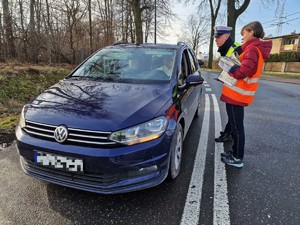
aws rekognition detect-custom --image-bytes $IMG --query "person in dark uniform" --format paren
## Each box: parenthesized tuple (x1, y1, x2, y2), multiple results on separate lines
(214, 25, 241, 142)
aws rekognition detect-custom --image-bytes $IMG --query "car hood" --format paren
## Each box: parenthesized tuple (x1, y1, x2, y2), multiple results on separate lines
(25, 79, 172, 131)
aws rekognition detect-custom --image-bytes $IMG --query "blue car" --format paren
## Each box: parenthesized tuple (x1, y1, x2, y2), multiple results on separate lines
(15, 42, 204, 194)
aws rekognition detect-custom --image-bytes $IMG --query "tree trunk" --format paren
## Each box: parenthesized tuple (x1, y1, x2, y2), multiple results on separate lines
(18, 0, 28, 61)
(88, 0, 93, 53)
(207, 0, 221, 68)
(35, 0, 42, 62)
(29, 0, 38, 63)
(2, 0, 16, 59)
(131, 0, 143, 44)
(227, 0, 251, 41)
(0, 13, 3, 61)
(45, 0, 53, 63)
(208, 17, 215, 69)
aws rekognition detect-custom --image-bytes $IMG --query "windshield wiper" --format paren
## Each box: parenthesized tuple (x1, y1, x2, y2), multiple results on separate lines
(92, 76, 119, 81)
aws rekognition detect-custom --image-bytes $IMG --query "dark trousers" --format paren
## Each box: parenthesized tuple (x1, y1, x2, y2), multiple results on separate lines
(226, 103, 245, 159)
(224, 121, 232, 134)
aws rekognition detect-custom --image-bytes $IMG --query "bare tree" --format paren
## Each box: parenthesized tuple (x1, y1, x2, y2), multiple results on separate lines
(0, 12, 3, 61)
(88, 0, 92, 53)
(0, 0, 175, 63)
(104, 0, 114, 45)
(29, 0, 37, 62)
(62, 0, 86, 64)
(17, 0, 29, 61)
(44, 0, 54, 63)
(149, 0, 174, 43)
(227, 0, 250, 40)
(207, 0, 222, 68)
(95, 0, 116, 46)
(143, 1, 153, 43)
(128, 0, 174, 44)
(130, 0, 144, 43)
(180, 14, 210, 54)
(2, 0, 16, 59)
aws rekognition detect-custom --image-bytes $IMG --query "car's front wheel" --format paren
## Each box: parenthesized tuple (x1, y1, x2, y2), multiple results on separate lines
(168, 123, 183, 179)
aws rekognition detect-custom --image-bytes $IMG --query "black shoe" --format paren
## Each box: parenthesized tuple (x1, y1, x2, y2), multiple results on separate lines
(220, 152, 232, 158)
(215, 132, 232, 142)
(221, 155, 244, 168)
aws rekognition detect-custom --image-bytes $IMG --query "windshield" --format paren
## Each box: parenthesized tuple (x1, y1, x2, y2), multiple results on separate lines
(70, 47, 177, 83)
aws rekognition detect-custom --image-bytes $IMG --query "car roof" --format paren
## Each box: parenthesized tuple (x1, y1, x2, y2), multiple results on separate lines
(108, 42, 190, 51)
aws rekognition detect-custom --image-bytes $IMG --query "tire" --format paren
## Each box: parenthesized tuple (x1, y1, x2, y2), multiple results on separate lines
(168, 123, 183, 179)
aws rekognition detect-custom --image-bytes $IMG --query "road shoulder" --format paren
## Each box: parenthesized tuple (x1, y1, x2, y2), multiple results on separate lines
(261, 74, 300, 84)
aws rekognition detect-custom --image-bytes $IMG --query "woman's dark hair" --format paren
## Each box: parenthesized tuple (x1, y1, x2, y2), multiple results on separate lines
(241, 21, 265, 39)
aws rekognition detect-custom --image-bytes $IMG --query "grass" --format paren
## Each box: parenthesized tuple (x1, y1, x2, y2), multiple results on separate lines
(0, 63, 73, 135)
(0, 115, 19, 133)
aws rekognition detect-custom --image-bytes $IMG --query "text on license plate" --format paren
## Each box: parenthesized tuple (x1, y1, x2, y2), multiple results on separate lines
(34, 151, 83, 172)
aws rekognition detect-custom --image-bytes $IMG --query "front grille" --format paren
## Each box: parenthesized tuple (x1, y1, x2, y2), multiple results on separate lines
(24, 120, 116, 146)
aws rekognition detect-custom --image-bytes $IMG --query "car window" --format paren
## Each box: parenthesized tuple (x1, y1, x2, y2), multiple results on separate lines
(187, 49, 197, 74)
(178, 52, 189, 86)
(71, 47, 176, 83)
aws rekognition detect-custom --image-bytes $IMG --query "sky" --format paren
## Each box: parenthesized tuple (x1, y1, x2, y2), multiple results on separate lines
(157, 0, 300, 54)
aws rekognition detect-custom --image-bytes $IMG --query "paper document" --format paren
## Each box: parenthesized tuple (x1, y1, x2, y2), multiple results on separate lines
(218, 54, 241, 73)
(218, 70, 237, 86)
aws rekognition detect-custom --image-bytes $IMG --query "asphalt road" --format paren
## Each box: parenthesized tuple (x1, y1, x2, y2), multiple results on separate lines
(203, 71, 300, 225)
(0, 71, 299, 225)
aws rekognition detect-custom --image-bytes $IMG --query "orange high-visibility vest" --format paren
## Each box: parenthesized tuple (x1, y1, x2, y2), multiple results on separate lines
(222, 46, 264, 105)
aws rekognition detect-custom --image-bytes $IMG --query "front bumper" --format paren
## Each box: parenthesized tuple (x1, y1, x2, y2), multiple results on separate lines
(16, 126, 174, 194)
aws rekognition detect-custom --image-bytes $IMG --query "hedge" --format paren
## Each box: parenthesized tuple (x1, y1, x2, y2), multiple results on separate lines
(266, 52, 300, 62)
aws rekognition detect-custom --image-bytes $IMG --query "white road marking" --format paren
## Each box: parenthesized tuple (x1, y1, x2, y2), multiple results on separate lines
(205, 88, 212, 92)
(212, 94, 230, 225)
(180, 94, 210, 225)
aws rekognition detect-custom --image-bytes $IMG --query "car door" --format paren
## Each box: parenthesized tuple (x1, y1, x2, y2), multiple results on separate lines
(178, 48, 201, 135)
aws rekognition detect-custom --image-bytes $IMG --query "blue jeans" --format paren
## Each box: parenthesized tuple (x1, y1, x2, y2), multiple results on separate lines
(226, 103, 245, 159)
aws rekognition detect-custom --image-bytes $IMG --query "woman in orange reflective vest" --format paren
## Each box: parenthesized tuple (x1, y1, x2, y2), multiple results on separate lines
(220, 21, 272, 168)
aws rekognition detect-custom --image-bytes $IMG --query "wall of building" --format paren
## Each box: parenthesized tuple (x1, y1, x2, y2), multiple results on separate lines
(285, 62, 300, 73)
(270, 39, 282, 54)
(264, 62, 300, 73)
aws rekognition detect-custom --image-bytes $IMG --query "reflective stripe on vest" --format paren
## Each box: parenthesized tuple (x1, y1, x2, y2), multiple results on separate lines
(227, 85, 256, 96)
(222, 46, 264, 105)
(244, 77, 259, 84)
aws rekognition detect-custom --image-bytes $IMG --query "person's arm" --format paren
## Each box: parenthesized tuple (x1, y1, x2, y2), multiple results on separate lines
(230, 47, 259, 79)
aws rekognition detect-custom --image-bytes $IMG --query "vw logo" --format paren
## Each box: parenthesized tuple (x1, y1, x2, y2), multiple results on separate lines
(54, 125, 68, 143)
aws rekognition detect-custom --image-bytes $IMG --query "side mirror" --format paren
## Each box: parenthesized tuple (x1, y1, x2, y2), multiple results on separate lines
(186, 74, 204, 86)
(198, 60, 204, 66)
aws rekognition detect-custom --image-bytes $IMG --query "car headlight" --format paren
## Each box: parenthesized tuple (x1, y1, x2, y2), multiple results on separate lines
(19, 105, 27, 128)
(109, 116, 168, 145)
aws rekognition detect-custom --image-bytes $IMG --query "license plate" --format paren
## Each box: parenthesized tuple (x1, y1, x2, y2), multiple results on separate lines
(34, 151, 84, 173)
